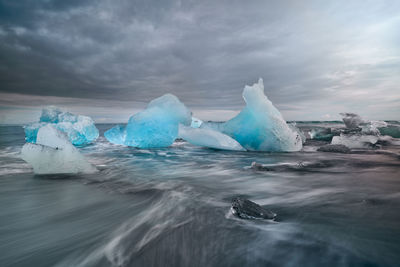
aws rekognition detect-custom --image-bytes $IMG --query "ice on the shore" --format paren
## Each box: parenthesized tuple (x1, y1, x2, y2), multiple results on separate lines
(361, 120, 387, 135)
(104, 94, 191, 148)
(340, 113, 364, 129)
(24, 106, 99, 145)
(340, 112, 391, 137)
(331, 122, 400, 147)
(178, 125, 245, 151)
(215, 79, 302, 151)
(331, 134, 379, 149)
(21, 125, 96, 174)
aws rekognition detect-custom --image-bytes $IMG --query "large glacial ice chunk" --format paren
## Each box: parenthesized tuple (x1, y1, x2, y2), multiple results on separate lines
(21, 125, 96, 174)
(24, 106, 99, 145)
(212, 78, 302, 151)
(104, 94, 191, 148)
(178, 125, 245, 151)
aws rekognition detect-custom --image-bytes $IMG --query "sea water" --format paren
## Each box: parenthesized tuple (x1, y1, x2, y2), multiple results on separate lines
(0, 123, 400, 266)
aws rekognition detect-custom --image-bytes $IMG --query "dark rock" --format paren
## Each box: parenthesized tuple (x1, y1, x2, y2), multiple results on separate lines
(341, 128, 362, 135)
(330, 127, 361, 136)
(304, 139, 329, 146)
(250, 162, 272, 171)
(231, 197, 276, 220)
(250, 161, 304, 172)
(317, 144, 351, 153)
(362, 198, 386, 205)
(376, 139, 391, 146)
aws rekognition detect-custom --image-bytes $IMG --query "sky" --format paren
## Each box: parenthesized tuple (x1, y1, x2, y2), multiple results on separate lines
(0, 0, 399, 124)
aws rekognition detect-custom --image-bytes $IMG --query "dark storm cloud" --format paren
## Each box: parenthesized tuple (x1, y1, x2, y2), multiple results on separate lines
(0, 0, 399, 122)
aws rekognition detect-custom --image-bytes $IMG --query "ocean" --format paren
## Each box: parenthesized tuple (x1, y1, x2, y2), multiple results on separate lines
(0, 122, 400, 267)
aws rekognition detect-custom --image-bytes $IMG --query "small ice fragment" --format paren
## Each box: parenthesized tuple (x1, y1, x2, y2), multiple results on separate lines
(360, 120, 387, 135)
(21, 125, 96, 174)
(178, 125, 245, 151)
(340, 113, 390, 137)
(331, 134, 379, 149)
(340, 113, 364, 129)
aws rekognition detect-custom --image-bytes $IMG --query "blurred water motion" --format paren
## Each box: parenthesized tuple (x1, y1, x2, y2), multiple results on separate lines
(0, 123, 399, 266)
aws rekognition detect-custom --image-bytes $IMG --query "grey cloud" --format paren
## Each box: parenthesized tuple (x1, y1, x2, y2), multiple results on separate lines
(0, 0, 399, 122)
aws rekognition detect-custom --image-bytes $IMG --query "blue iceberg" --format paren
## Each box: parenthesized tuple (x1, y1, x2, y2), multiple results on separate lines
(105, 94, 191, 148)
(24, 106, 99, 146)
(104, 124, 126, 145)
(202, 78, 302, 151)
